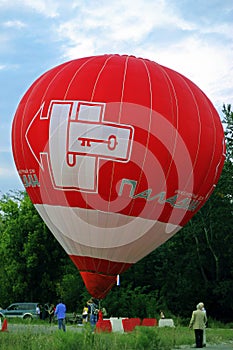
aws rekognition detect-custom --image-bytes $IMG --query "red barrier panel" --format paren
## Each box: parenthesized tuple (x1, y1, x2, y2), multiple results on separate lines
(141, 318, 158, 326)
(122, 318, 141, 332)
(96, 319, 112, 333)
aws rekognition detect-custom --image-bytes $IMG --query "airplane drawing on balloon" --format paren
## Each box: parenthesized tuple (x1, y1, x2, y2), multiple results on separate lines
(26, 100, 134, 192)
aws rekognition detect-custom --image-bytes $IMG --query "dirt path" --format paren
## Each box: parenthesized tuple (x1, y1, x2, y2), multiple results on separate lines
(7, 323, 83, 333)
(175, 343, 233, 349)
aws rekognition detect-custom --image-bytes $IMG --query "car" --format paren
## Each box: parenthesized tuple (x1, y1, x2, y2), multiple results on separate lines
(0, 302, 39, 320)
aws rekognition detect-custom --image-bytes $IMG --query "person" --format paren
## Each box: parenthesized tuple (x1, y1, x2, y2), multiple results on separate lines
(98, 308, 103, 321)
(189, 302, 207, 348)
(36, 304, 41, 319)
(160, 310, 165, 319)
(42, 303, 49, 320)
(101, 306, 107, 317)
(82, 303, 89, 323)
(199, 302, 207, 347)
(55, 299, 66, 331)
(87, 298, 99, 330)
(48, 303, 55, 324)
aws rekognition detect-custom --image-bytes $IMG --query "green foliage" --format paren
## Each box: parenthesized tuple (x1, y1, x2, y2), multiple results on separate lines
(222, 104, 233, 161)
(0, 191, 69, 306)
(0, 324, 233, 350)
(104, 284, 159, 319)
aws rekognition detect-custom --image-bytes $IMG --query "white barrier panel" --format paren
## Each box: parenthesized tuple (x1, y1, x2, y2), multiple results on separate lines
(109, 317, 128, 333)
(158, 319, 175, 327)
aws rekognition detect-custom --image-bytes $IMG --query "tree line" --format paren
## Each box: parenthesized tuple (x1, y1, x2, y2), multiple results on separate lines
(0, 105, 232, 323)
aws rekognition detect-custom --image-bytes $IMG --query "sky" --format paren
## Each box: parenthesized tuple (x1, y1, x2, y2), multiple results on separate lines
(0, 0, 232, 195)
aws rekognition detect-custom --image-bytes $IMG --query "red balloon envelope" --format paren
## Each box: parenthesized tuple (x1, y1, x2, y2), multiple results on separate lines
(11, 54, 225, 299)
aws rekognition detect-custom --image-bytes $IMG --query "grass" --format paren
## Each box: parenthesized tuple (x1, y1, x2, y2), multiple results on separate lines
(0, 319, 232, 350)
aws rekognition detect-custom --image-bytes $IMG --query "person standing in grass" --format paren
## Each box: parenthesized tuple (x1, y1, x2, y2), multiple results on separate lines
(55, 299, 66, 332)
(189, 302, 207, 348)
(48, 303, 55, 324)
(36, 304, 41, 319)
(87, 298, 99, 331)
(82, 303, 89, 324)
(199, 302, 207, 347)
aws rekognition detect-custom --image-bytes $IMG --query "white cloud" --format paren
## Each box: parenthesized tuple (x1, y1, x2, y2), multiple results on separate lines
(139, 35, 233, 108)
(82, 0, 195, 33)
(24, 0, 59, 18)
(0, 0, 59, 18)
(57, 0, 195, 49)
(200, 22, 233, 41)
(3, 1, 192, 62)
(3, 20, 26, 29)
(54, 1, 232, 109)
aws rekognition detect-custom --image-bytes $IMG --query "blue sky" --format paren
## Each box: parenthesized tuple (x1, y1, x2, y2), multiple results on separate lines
(0, 0, 232, 194)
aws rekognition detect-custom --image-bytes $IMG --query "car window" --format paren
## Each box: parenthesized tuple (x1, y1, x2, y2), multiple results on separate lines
(8, 304, 19, 311)
(18, 304, 26, 310)
(4, 303, 38, 313)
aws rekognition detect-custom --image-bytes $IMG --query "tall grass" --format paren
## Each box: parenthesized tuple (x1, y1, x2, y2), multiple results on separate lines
(0, 321, 232, 350)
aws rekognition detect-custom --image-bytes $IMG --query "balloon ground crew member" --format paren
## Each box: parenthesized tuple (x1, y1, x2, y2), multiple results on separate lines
(82, 303, 89, 323)
(87, 298, 99, 330)
(55, 299, 66, 332)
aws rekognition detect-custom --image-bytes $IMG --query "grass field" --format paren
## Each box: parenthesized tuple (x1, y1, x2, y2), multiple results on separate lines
(0, 319, 232, 350)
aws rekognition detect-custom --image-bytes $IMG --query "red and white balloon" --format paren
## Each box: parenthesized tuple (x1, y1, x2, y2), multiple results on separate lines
(12, 54, 225, 298)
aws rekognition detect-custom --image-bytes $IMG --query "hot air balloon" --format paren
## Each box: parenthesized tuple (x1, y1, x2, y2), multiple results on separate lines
(11, 54, 225, 299)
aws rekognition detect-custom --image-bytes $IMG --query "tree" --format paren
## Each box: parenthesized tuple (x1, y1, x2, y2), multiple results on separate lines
(0, 191, 69, 305)
(222, 104, 233, 161)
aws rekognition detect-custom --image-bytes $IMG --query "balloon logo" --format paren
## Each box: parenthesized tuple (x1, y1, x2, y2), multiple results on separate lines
(11, 54, 225, 298)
